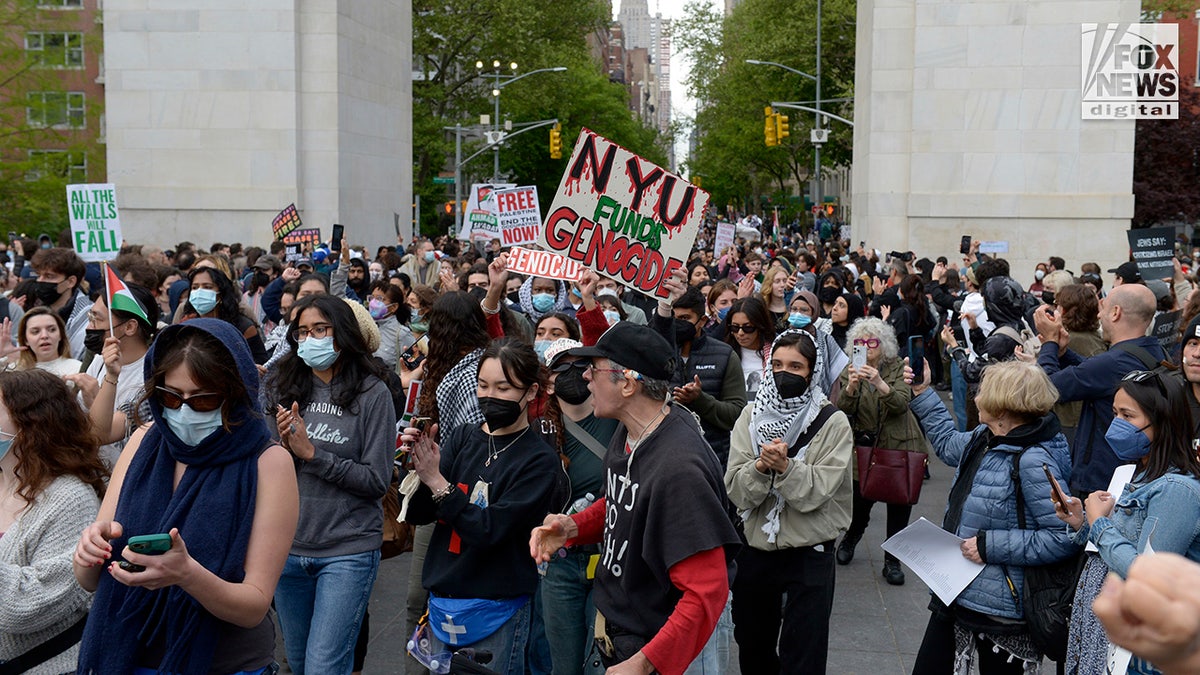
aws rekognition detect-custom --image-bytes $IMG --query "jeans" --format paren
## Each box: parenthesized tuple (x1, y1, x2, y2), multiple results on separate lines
(428, 597, 531, 675)
(528, 580, 553, 675)
(683, 591, 733, 675)
(541, 549, 603, 675)
(732, 544, 835, 675)
(950, 360, 967, 432)
(275, 550, 380, 675)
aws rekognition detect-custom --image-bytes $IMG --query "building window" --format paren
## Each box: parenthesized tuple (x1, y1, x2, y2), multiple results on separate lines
(26, 150, 87, 182)
(37, 0, 84, 7)
(25, 32, 84, 68)
(27, 92, 85, 128)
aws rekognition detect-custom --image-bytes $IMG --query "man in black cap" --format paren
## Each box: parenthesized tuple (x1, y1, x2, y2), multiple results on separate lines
(530, 322, 740, 675)
(1179, 315, 1200, 450)
(1108, 261, 1142, 287)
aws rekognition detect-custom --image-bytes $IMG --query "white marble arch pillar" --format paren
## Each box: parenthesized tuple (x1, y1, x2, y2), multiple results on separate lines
(851, 0, 1140, 278)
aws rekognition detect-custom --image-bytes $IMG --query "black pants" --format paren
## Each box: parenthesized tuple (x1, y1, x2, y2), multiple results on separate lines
(845, 480, 913, 563)
(731, 543, 835, 675)
(912, 610, 1026, 675)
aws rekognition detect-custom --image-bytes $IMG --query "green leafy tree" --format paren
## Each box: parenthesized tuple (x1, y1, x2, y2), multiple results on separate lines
(0, 0, 102, 235)
(412, 0, 668, 236)
(676, 0, 855, 216)
(1133, 83, 1200, 228)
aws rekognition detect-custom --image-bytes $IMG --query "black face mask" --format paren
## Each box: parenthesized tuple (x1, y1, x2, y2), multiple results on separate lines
(554, 367, 591, 405)
(254, 272, 271, 289)
(818, 287, 841, 305)
(507, 291, 521, 305)
(1041, 290, 1055, 306)
(35, 280, 63, 306)
(774, 371, 810, 399)
(673, 318, 698, 345)
(84, 328, 107, 355)
(479, 394, 526, 431)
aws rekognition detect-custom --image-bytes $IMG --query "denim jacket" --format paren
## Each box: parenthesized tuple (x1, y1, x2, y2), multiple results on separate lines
(1071, 471, 1200, 577)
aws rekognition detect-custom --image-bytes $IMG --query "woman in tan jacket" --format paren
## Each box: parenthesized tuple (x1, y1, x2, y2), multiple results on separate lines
(834, 317, 927, 585)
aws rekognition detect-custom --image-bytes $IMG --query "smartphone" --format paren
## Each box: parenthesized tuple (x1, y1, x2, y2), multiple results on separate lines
(128, 533, 173, 554)
(959, 235, 972, 256)
(6, 231, 15, 243)
(330, 224, 345, 250)
(908, 336, 925, 384)
(411, 416, 432, 435)
(1043, 463, 1070, 506)
(852, 345, 867, 369)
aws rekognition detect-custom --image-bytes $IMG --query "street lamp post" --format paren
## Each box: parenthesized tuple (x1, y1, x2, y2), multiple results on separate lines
(475, 60, 567, 182)
(746, 0, 824, 213)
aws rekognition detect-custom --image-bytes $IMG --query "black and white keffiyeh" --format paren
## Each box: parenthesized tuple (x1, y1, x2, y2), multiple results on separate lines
(435, 347, 486, 432)
(518, 276, 569, 323)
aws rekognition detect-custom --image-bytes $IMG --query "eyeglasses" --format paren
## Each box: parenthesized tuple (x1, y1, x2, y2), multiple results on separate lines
(587, 365, 626, 376)
(292, 324, 333, 342)
(728, 324, 758, 334)
(156, 386, 224, 412)
(853, 338, 881, 348)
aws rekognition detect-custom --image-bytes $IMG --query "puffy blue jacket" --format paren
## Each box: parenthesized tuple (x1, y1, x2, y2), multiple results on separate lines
(910, 389, 1079, 619)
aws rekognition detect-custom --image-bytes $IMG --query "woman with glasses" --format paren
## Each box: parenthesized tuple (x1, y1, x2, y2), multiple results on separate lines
(181, 266, 269, 365)
(833, 318, 925, 585)
(908, 360, 1075, 673)
(266, 294, 397, 675)
(1055, 369, 1200, 675)
(401, 337, 559, 674)
(723, 297, 776, 402)
(73, 319, 299, 675)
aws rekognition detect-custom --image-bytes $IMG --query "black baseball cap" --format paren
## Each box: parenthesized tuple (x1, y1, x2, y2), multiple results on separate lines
(1107, 261, 1141, 284)
(568, 322, 675, 381)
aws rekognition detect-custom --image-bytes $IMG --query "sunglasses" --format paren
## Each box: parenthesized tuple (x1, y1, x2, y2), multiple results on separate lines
(156, 386, 224, 413)
(551, 359, 588, 373)
(728, 324, 758, 334)
(853, 338, 881, 348)
(1122, 370, 1160, 383)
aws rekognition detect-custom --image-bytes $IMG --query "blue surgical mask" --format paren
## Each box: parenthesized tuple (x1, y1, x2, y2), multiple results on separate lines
(1105, 417, 1152, 461)
(788, 312, 812, 329)
(604, 310, 620, 324)
(424, 251, 436, 263)
(534, 340, 553, 361)
(297, 335, 340, 371)
(0, 430, 14, 462)
(532, 293, 556, 313)
(189, 288, 219, 315)
(162, 405, 223, 446)
(716, 307, 731, 322)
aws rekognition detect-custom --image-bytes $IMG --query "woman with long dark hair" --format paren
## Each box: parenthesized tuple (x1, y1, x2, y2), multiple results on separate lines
(402, 338, 559, 674)
(182, 266, 268, 364)
(724, 296, 776, 402)
(1056, 370, 1200, 675)
(3, 370, 107, 673)
(888, 274, 932, 360)
(74, 319, 298, 675)
(267, 295, 396, 674)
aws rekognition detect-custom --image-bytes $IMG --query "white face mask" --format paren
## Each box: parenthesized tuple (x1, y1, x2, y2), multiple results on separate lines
(162, 405, 224, 446)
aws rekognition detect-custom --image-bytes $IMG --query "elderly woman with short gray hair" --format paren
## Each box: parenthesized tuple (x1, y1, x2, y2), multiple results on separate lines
(834, 317, 926, 585)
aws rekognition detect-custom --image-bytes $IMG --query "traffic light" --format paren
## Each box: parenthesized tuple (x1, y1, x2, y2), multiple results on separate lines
(444, 201, 454, 214)
(550, 123, 562, 159)
(764, 107, 777, 147)
(775, 112, 790, 142)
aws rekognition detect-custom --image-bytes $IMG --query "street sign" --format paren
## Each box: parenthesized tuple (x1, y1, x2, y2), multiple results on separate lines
(433, 176, 455, 184)
(812, 205, 821, 215)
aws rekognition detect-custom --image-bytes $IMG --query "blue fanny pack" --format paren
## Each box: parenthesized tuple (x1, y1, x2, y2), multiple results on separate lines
(427, 594, 529, 646)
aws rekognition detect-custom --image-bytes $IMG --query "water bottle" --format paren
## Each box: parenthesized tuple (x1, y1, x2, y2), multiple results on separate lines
(567, 492, 596, 515)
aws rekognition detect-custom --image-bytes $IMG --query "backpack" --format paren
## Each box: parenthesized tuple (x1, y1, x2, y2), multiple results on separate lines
(993, 324, 1042, 357)
(1008, 447, 1085, 662)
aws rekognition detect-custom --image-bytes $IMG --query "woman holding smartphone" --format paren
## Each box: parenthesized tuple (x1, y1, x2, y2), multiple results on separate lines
(1055, 370, 1200, 675)
(73, 319, 299, 675)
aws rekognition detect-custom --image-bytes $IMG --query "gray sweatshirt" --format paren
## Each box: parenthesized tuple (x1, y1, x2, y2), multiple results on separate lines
(291, 376, 396, 557)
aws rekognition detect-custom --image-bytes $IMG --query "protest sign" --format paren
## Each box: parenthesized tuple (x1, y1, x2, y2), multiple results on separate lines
(495, 186, 542, 247)
(538, 128, 710, 300)
(1128, 226, 1175, 280)
(272, 204, 302, 239)
(457, 183, 515, 241)
(67, 183, 122, 262)
(284, 243, 302, 263)
(978, 241, 1008, 254)
(1151, 309, 1181, 353)
(283, 228, 321, 250)
(507, 247, 586, 282)
(714, 222, 735, 256)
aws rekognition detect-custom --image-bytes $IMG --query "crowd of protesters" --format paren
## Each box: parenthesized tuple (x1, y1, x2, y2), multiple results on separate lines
(2, 221, 1200, 675)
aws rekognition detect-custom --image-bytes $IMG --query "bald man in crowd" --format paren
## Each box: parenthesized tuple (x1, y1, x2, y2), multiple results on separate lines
(1033, 283, 1162, 495)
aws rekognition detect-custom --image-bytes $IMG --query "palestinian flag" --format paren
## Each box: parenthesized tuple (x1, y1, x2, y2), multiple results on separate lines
(106, 264, 149, 325)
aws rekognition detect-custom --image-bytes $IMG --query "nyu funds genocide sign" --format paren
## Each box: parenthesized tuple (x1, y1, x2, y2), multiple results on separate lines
(1082, 23, 1179, 120)
(538, 128, 710, 300)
